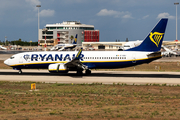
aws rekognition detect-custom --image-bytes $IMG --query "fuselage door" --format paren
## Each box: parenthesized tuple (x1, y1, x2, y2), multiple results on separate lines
(132, 53, 136, 63)
(19, 56, 23, 63)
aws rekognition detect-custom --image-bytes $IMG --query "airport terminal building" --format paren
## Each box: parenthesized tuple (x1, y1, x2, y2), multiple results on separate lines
(38, 21, 99, 46)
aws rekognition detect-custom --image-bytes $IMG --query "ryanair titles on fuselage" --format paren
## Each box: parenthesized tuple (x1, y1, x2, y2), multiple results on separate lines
(24, 53, 84, 62)
(23, 53, 127, 62)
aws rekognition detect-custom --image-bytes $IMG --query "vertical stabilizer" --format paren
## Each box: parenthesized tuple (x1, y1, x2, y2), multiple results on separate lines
(73, 34, 78, 44)
(125, 18, 168, 52)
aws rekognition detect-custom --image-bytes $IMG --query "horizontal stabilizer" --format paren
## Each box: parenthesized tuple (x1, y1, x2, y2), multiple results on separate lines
(147, 51, 161, 58)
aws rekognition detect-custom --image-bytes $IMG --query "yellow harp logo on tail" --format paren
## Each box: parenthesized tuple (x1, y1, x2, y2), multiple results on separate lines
(74, 38, 77, 42)
(149, 32, 164, 47)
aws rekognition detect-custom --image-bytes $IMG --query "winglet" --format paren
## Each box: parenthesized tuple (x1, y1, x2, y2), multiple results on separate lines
(74, 48, 83, 60)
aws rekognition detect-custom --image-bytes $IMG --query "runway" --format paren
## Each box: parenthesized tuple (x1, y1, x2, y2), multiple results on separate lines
(0, 69, 180, 85)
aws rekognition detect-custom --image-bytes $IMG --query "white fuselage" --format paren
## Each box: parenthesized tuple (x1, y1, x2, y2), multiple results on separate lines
(4, 51, 160, 70)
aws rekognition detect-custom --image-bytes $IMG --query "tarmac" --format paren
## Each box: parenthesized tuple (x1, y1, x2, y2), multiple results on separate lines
(0, 69, 180, 85)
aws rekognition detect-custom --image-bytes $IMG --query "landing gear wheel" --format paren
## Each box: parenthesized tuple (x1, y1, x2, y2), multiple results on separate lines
(85, 69, 91, 75)
(18, 69, 22, 74)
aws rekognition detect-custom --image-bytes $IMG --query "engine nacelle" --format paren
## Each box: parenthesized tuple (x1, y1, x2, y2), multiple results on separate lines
(48, 63, 68, 73)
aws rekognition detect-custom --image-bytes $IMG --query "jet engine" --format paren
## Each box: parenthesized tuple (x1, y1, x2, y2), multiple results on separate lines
(48, 63, 68, 73)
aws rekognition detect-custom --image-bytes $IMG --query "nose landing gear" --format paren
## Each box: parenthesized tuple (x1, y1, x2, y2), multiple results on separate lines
(18, 69, 22, 74)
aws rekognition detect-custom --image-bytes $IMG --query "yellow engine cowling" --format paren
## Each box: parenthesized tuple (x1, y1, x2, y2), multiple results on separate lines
(48, 63, 68, 73)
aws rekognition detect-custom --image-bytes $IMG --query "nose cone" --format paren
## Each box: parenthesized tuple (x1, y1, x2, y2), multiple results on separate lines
(4, 59, 9, 66)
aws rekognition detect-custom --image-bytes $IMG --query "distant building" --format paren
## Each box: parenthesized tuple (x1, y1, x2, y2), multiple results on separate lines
(82, 42, 125, 50)
(84, 30, 99, 42)
(38, 21, 99, 46)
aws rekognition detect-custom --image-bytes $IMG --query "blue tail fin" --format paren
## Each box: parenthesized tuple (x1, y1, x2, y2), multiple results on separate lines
(125, 18, 168, 52)
(73, 34, 78, 44)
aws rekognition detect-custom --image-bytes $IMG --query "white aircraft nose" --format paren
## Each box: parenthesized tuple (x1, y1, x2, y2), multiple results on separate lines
(4, 59, 9, 65)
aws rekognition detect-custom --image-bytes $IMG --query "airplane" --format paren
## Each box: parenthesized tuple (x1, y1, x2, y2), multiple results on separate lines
(123, 40, 142, 50)
(4, 18, 168, 75)
(161, 45, 178, 57)
(88, 40, 142, 51)
(0, 45, 7, 50)
(117, 40, 143, 51)
(50, 34, 78, 51)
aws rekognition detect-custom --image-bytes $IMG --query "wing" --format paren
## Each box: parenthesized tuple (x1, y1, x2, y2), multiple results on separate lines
(58, 47, 65, 51)
(65, 48, 88, 70)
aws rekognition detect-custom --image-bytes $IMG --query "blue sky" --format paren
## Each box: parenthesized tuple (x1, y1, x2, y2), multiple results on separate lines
(0, 0, 179, 42)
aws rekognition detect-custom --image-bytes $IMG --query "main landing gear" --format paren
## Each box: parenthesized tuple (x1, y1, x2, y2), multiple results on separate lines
(85, 69, 91, 75)
(77, 70, 83, 75)
(76, 69, 91, 75)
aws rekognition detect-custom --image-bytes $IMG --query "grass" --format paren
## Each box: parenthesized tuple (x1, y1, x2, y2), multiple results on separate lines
(0, 81, 180, 119)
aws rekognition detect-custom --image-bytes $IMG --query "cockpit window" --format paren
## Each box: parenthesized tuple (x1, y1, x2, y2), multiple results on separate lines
(10, 56, 15, 59)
